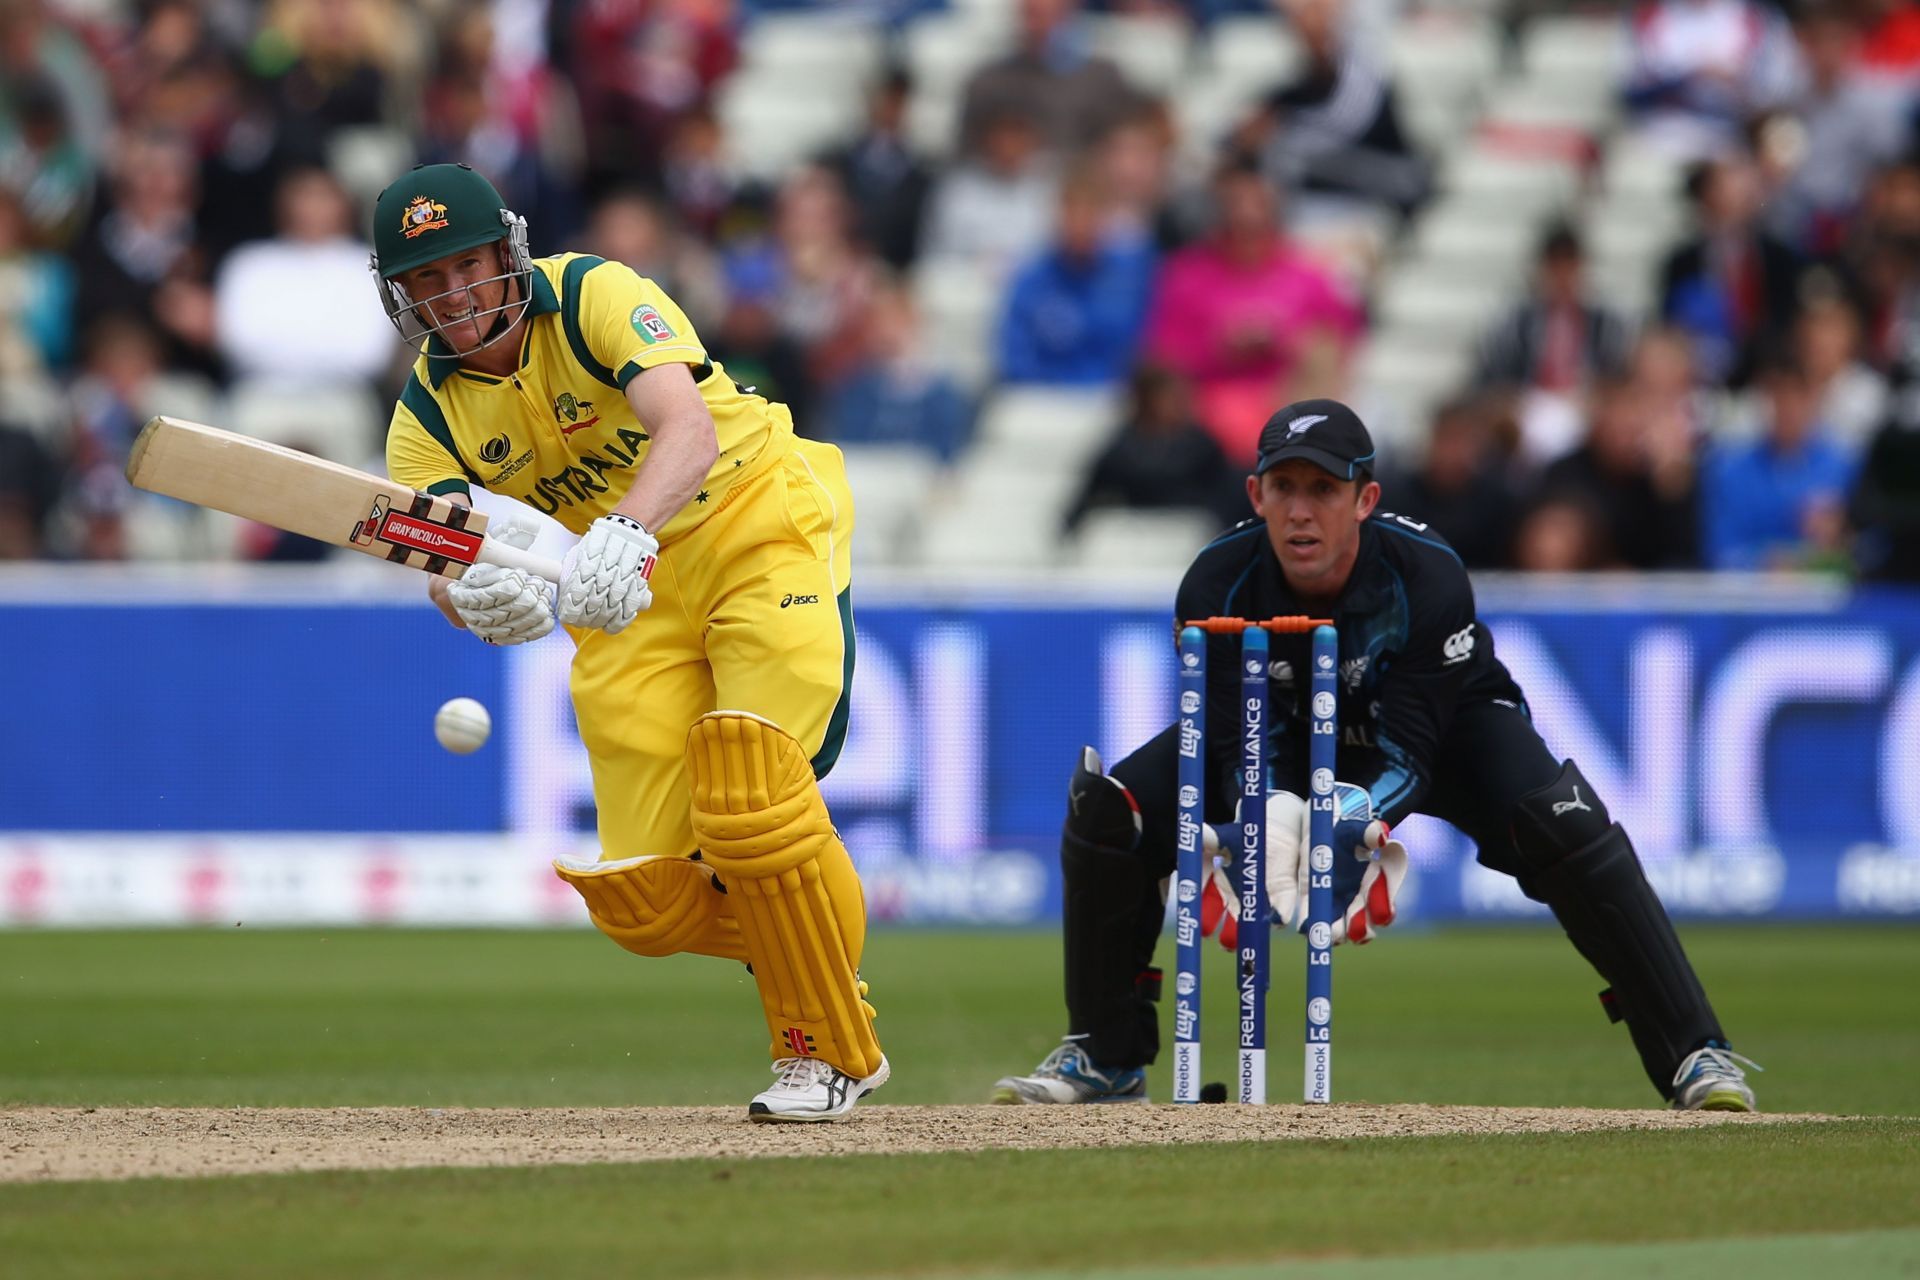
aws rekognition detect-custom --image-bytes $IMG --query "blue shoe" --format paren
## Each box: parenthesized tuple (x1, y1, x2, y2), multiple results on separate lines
(991, 1037, 1148, 1104)
(1671, 1043, 1761, 1112)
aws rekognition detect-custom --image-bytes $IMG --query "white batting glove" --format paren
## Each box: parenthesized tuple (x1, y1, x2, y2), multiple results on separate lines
(447, 515, 554, 645)
(559, 513, 657, 634)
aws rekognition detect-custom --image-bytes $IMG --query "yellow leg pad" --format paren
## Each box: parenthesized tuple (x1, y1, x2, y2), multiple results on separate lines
(553, 853, 748, 964)
(685, 711, 883, 1080)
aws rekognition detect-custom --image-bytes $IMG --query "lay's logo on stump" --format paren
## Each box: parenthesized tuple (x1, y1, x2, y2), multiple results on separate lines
(400, 196, 450, 239)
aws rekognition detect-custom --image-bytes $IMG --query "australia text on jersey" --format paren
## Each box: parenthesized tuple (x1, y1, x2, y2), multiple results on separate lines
(488, 425, 653, 516)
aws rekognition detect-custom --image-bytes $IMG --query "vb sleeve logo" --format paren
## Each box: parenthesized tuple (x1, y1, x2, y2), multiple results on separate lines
(630, 304, 675, 344)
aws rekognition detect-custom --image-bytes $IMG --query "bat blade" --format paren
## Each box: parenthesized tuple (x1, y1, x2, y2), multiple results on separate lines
(127, 416, 501, 579)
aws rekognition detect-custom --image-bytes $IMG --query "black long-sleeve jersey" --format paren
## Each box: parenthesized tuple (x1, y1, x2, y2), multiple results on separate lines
(1172, 511, 1524, 826)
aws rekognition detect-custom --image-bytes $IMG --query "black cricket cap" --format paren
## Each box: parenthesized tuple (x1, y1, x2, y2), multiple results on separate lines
(1253, 398, 1376, 480)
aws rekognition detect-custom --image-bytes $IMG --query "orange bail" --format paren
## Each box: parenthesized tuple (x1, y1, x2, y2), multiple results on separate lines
(1183, 615, 1334, 634)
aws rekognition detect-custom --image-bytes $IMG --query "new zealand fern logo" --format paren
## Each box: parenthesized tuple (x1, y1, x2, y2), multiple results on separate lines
(478, 434, 513, 465)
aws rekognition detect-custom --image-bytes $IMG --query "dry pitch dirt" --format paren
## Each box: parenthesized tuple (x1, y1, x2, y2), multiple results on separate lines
(0, 1104, 1833, 1184)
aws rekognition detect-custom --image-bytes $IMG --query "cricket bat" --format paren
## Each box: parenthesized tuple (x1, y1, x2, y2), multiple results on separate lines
(126, 416, 563, 582)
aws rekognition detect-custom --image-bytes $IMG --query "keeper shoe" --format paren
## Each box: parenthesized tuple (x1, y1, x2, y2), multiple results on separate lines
(1671, 1043, 1762, 1112)
(990, 1038, 1148, 1105)
(748, 1054, 890, 1123)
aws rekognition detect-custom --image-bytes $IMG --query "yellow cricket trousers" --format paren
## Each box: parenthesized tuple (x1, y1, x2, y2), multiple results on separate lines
(567, 436, 855, 860)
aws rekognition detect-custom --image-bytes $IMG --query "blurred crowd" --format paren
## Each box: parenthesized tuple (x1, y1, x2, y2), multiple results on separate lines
(0, 0, 1917, 579)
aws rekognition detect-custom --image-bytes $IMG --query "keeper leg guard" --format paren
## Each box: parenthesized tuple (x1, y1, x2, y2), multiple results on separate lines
(554, 853, 747, 964)
(1061, 746, 1165, 1069)
(686, 710, 884, 1081)
(1510, 759, 1727, 1099)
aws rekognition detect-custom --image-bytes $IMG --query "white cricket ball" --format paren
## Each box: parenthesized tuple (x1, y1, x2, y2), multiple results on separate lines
(434, 697, 492, 755)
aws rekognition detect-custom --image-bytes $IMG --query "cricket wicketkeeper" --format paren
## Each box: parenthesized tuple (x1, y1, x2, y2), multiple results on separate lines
(994, 399, 1759, 1111)
(371, 163, 884, 1122)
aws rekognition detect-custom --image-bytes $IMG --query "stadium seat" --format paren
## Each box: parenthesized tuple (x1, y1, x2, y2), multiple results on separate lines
(901, 12, 1018, 156)
(1067, 508, 1217, 573)
(1602, 138, 1689, 204)
(1410, 200, 1542, 286)
(124, 496, 244, 563)
(906, 86, 963, 159)
(1171, 79, 1269, 160)
(1385, 13, 1498, 154)
(1387, 13, 1500, 101)
(1353, 328, 1477, 443)
(973, 387, 1123, 472)
(1374, 263, 1516, 338)
(903, 12, 1015, 100)
(1084, 15, 1195, 97)
(139, 374, 222, 432)
(327, 126, 416, 208)
(740, 13, 887, 84)
(912, 258, 1003, 391)
(716, 78, 866, 178)
(1519, 14, 1629, 95)
(0, 373, 68, 444)
(1482, 81, 1618, 135)
(1288, 201, 1396, 294)
(1202, 15, 1303, 97)
(226, 380, 380, 466)
(1396, 80, 1482, 156)
(947, 0, 1020, 24)
(1584, 200, 1685, 264)
(1441, 147, 1581, 216)
(916, 441, 1081, 569)
(839, 444, 940, 569)
(1585, 238, 1667, 318)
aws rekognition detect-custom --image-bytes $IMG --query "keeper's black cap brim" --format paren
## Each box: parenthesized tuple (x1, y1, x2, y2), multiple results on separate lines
(1254, 443, 1374, 480)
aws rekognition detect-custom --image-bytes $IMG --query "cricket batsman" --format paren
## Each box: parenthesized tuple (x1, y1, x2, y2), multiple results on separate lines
(371, 163, 884, 1122)
(994, 400, 1760, 1112)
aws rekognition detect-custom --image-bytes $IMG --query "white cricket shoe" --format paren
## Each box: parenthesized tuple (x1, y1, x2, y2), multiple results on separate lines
(748, 1054, 891, 1123)
(1671, 1044, 1762, 1112)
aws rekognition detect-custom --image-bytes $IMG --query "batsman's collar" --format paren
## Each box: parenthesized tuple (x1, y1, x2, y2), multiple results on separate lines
(1254, 398, 1375, 480)
(425, 267, 559, 388)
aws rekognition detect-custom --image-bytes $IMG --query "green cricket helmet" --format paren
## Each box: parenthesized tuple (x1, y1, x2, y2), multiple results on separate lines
(369, 163, 533, 359)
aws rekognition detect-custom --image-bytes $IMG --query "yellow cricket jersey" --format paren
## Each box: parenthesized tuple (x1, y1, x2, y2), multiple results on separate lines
(385, 252, 794, 541)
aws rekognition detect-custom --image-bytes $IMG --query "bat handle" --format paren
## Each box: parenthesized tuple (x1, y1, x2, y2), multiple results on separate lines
(481, 540, 565, 584)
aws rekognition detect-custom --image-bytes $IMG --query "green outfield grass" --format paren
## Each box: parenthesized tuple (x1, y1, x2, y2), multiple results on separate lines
(2, 926, 1917, 1279)
(0, 1123, 1915, 1279)
(2, 925, 1916, 1112)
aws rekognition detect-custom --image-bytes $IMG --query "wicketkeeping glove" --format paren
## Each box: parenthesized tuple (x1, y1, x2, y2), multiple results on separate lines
(1200, 790, 1308, 951)
(446, 515, 554, 645)
(1268, 782, 1409, 945)
(559, 513, 657, 634)
(1198, 821, 1241, 951)
(1336, 836, 1407, 945)
(1325, 783, 1407, 944)
(1260, 789, 1312, 934)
